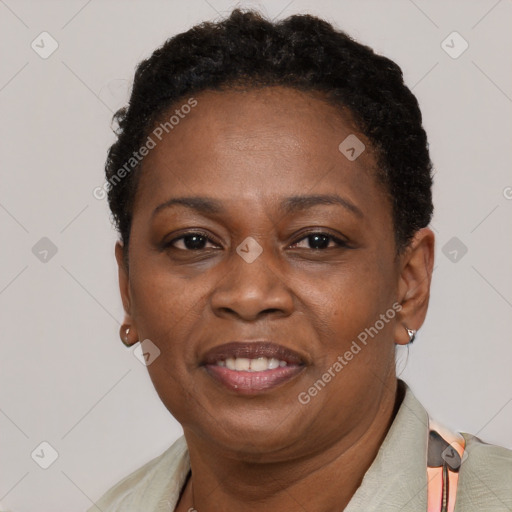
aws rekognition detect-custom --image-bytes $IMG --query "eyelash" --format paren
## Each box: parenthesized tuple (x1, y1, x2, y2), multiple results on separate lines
(164, 230, 349, 251)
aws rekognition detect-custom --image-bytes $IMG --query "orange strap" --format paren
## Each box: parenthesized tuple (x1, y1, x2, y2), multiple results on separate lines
(427, 419, 466, 512)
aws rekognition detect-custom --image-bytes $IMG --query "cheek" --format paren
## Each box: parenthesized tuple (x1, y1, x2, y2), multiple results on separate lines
(128, 268, 206, 418)
(303, 260, 395, 343)
(129, 265, 207, 358)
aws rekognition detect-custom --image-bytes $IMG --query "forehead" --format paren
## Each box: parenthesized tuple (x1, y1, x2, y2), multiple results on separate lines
(133, 86, 387, 221)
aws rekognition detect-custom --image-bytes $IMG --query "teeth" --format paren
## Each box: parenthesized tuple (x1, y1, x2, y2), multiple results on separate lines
(217, 356, 288, 372)
(235, 357, 251, 371)
(268, 358, 280, 370)
(250, 357, 268, 371)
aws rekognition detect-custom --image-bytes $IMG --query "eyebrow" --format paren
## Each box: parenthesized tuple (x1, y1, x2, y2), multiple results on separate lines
(280, 194, 363, 218)
(152, 194, 364, 219)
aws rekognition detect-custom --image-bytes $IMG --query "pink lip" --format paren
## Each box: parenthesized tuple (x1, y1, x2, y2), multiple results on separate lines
(204, 365, 305, 394)
(201, 341, 307, 394)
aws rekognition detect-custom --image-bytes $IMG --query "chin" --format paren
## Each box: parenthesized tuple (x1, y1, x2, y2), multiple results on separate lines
(186, 408, 306, 458)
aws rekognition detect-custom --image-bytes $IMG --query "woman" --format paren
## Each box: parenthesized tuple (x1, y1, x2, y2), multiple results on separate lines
(88, 9, 512, 512)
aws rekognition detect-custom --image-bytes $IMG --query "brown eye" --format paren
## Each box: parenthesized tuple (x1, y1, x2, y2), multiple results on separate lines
(291, 232, 348, 250)
(167, 232, 218, 251)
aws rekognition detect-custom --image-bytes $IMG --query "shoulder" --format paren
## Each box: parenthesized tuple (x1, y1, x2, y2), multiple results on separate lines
(87, 436, 190, 512)
(455, 433, 512, 511)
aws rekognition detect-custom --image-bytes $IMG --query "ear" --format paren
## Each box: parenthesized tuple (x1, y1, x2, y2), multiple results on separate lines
(115, 241, 139, 346)
(394, 228, 435, 345)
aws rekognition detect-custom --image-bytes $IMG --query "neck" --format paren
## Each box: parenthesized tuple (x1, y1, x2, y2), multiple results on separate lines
(178, 379, 404, 512)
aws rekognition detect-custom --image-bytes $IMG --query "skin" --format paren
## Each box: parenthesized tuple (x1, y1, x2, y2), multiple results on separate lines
(115, 86, 435, 512)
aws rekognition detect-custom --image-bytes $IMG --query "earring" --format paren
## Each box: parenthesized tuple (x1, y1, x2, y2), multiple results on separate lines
(120, 324, 133, 347)
(405, 327, 416, 344)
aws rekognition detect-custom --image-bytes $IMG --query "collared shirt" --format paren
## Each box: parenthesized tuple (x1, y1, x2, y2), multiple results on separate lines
(87, 382, 512, 511)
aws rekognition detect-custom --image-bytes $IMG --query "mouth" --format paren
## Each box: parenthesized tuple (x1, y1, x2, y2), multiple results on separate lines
(201, 341, 307, 394)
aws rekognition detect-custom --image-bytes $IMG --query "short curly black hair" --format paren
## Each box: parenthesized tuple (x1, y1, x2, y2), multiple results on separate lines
(105, 8, 433, 258)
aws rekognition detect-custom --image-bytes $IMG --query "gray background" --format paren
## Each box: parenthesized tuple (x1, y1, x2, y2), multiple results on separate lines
(1, 0, 511, 510)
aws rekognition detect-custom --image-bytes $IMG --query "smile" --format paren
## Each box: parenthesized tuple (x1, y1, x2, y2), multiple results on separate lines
(202, 341, 306, 394)
(217, 356, 288, 371)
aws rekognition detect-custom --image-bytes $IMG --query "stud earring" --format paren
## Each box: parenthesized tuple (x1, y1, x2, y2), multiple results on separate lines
(405, 327, 416, 344)
(120, 324, 133, 347)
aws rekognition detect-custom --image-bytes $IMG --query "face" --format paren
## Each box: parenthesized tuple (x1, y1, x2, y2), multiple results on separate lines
(117, 86, 433, 461)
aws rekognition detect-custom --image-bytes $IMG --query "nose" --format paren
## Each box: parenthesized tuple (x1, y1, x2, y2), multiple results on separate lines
(210, 245, 294, 322)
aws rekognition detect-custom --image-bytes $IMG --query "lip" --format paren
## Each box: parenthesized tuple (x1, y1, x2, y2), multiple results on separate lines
(201, 341, 307, 394)
(201, 341, 306, 366)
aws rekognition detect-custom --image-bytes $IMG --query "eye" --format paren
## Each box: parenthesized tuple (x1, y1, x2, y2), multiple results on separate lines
(166, 232, 220, 251)
(290, 232, 349, 250)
